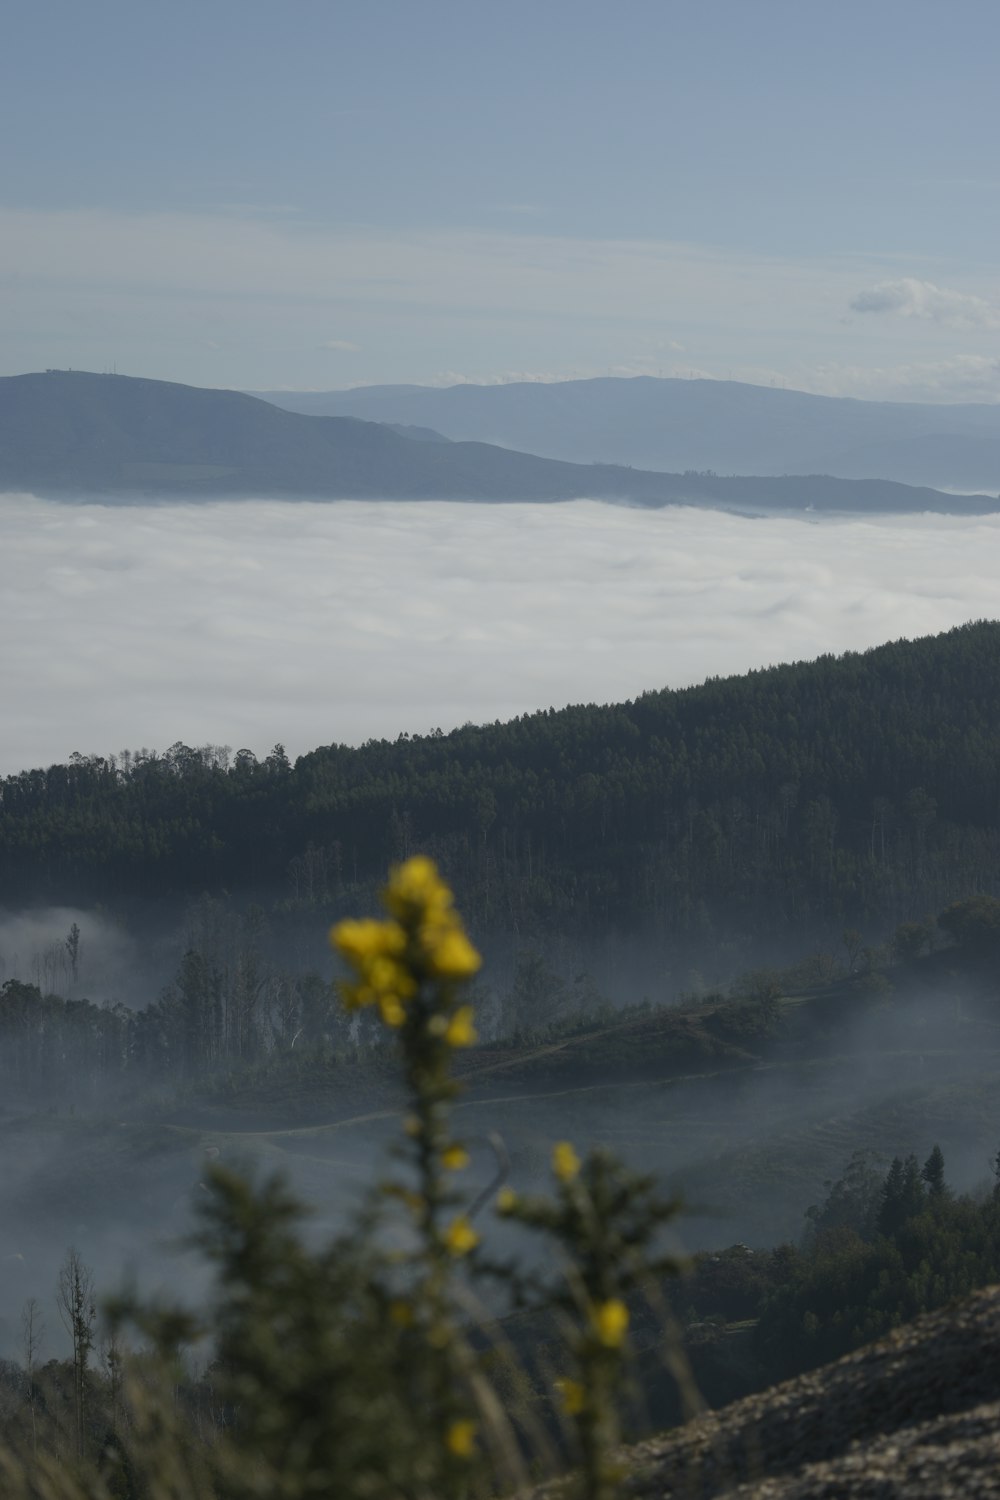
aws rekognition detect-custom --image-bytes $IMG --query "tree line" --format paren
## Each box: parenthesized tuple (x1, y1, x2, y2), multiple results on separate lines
(5, 881, 1000, 1103)
(664, 1141, 1000, 1409)
(3, 623, 1000, 955)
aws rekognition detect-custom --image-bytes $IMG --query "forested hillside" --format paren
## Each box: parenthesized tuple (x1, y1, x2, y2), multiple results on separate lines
(3, 370, 996, 511)
(3, 621, 1000, 946)
(256, 373, 1000, 492)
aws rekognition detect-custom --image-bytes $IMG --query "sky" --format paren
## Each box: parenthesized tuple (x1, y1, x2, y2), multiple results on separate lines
(4, 0, 1000, 400)
(3, 496, 998, 775)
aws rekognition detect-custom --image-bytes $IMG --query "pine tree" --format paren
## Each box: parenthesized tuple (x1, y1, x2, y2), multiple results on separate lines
(878, 1155, 926, 1238)
(922, 1144, 948, 1200)
(878, 1157, 905, 1238)
(899, 1154, 927, 1220)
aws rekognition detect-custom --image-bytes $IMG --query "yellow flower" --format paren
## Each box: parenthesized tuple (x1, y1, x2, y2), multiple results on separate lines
(444, 1004, 478, 1048)
(331, 917, 405, 966)
(338, 981, 374, 1011)
(441, 1144, 470, 1171)
(593, 1299, 629, 1349)
(552, 1140, 581, 1183)
(388, 1299, 413, 1328)
(443, 1216, 479, 1256)
(495, 1186, 517, 1214)
(377, 994, 407, 1027)
(367, 955, 417, 999)
(555, 1377, 585, 1416)
(445, 1419, 477, 1458)
(384, 856, 452, 921)
(424, 924, 482, 980)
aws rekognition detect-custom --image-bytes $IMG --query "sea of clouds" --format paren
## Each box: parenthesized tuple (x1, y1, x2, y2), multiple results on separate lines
(2, 495, 997, 775)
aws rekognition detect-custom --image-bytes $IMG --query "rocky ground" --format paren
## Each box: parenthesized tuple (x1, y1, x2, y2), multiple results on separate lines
(617, 1283, 1000, 1497)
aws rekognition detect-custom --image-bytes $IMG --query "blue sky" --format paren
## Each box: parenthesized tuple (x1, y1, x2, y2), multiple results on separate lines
(4, 0, 1000, 398)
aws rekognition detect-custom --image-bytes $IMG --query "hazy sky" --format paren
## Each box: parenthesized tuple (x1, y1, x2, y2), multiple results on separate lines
(2, 496, 997, 776)
(4, 0, 1000, 400)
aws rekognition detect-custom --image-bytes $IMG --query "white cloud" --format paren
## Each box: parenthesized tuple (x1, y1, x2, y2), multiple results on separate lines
(0, 497, 997, 776)
(849, 277, 1000, 329)
(807, 354, 1000, 402)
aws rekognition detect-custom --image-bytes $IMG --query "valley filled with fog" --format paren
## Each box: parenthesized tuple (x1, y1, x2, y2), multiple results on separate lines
(4, 497, 1000, 1475)
(9, 3, 1000, 1487)
(3, 493, 999, 775)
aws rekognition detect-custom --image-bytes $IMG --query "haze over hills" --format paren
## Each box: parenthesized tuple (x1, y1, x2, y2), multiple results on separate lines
(254, 375, 1000, 493)
(2, 369, 998, 514)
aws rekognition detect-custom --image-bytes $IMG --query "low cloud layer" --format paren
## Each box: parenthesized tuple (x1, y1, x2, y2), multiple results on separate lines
(1, 496, 998, 776)
(850, 277, 1000, 329)
(810, 353, 1000, 403)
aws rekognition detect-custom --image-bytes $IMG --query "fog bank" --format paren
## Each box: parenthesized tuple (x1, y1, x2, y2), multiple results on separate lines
(2, 495, 997, 773)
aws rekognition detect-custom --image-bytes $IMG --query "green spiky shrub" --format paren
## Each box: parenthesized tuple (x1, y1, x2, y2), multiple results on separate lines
(0, 859, 686, 1500)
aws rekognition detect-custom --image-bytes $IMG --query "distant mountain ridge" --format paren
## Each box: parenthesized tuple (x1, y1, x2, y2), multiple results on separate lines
(253, 374, 1000, 491)
(1, 369, 998, 513)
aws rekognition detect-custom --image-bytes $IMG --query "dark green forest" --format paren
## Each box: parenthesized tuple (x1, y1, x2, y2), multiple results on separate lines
(4, 620, 1000, 948)
(663, 1144, 1000, 1409)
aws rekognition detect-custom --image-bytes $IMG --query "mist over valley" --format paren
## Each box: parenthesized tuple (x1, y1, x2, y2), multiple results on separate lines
(10, 4, 1000, 1488)
(5, 611, 1000, 1387)
(5, 393, 1000, 1468)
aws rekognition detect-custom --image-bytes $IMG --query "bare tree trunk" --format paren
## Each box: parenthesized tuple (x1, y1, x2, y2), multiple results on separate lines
(57, 1247, 96, 1461)
(101, 1327, 125, 1436)
(20, 1296, 44, 1457)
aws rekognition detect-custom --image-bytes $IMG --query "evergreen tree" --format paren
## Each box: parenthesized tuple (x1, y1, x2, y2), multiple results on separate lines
(878, 1157, 905, 1238)
(899, 1155, 927, 1220)
(921, 1144, 948, 1201)
(878, 1155, 926, 1239)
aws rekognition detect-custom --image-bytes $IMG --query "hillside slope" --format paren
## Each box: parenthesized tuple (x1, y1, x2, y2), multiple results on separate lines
(613, 1284, 1000, 1498)
(254, 374, 1000, 491)
(4, 621, 1000, 947)
(1, 370, 996, 512)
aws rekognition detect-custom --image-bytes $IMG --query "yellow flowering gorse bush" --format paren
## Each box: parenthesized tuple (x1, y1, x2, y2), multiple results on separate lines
(497, 1139, 684, 1500)
(0, 857, 689, 1500)
(332, 858, 486, 1478)
(333, 855, 481, 1028)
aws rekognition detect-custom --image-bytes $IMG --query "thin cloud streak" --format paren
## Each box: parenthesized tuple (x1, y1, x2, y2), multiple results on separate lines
(7, 204, 1000, 399)
(1, 497, 997, 776)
